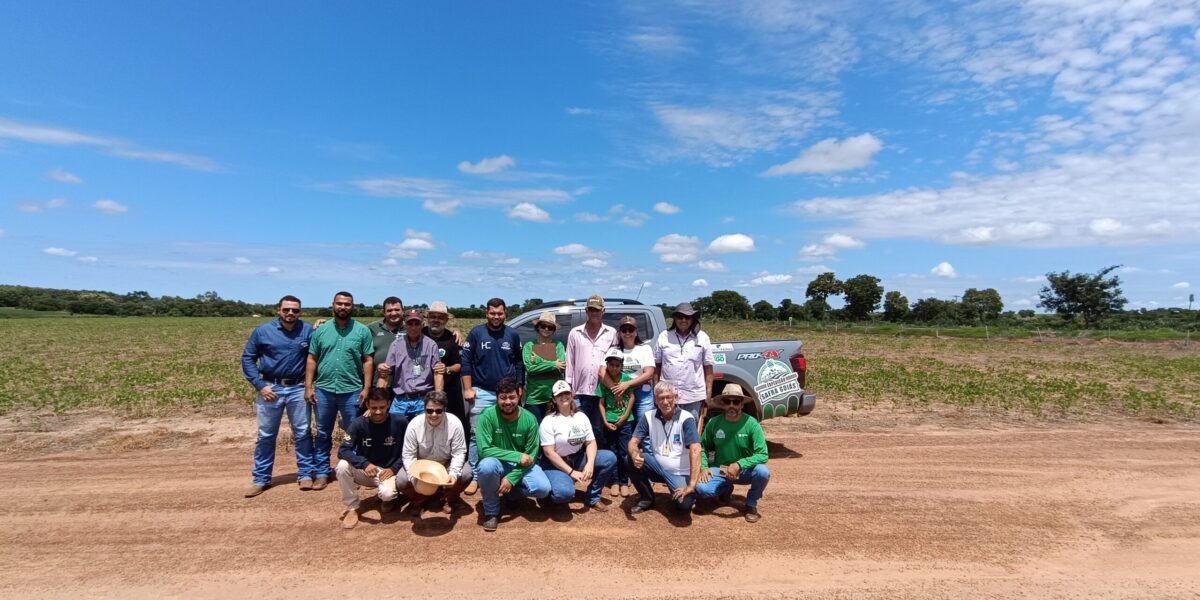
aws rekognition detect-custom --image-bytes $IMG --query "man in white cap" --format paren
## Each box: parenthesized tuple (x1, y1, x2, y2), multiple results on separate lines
(694, 384, 770, 522)
(565, 294, 617, 445)
(396, 391, 471, 515)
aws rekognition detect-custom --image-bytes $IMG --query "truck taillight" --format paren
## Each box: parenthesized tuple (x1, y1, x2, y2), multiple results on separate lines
(790, 352, 807, 388)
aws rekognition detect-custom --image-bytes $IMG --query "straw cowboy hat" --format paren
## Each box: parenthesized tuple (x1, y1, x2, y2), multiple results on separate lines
(408, 459, 452, 496)
(534, 310, 558, 330)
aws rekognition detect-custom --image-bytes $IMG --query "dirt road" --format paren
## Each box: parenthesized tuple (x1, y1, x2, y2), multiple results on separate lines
(1, 413, 1198, 599)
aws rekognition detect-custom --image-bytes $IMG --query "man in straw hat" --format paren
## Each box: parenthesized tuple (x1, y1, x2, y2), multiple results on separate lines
(695, 383, 770, 522)
(423, 301, 466, 434)
(334, 387, 409, 529)
(397, 391, 471, 516)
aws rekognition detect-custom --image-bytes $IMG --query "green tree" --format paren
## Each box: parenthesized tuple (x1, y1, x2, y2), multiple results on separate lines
(842, 274, 883, 320)
(882, 291, 909, 322)
(804, 272, 843, 320)
(778, 298, 806, 321)
(693, 290, 752, 320)
(752, 300, 777, 321)
(1038, 265, 1127, 326)
(909, 298, 960, 324)
(960, 288, 1004, 322)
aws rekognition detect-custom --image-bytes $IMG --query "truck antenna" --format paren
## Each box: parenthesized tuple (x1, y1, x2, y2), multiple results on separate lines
(635, 282, 645, 301)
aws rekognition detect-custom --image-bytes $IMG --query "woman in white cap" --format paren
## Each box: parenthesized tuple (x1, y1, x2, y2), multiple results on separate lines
(538, 380, 616, 511)
(522, 310, 565, 423)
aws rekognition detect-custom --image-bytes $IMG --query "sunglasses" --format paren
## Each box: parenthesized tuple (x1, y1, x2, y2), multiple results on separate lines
(424, 408, 445, 415)
(720, 397, 745, 406)
(619, 327, 636, 333)
(537, 324, 555, 330)
(280, 308, 300, 314)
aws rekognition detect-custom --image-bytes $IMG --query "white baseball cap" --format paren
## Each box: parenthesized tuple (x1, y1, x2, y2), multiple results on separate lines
(552, 380, 572, 396)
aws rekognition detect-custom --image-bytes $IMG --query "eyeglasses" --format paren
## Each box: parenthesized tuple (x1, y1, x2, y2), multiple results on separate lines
(720, 398, 745, 406)
(280, 308, 300, 314)
(425, 408, 445, 415)
(537, 324, 555, 330)
(619, 327, 636, 333)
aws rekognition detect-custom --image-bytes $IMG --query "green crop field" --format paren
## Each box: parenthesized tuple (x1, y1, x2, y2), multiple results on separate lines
(0, 316, 1196, 420)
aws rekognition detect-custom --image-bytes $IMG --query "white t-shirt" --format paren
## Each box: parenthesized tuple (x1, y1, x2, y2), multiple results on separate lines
(539, 411, 595, 458)
(620, 343, 656, 394)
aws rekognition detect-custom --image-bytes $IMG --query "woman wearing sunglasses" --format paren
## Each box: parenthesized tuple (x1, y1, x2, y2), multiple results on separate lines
(522, 311, 566, 423)
(538, 380, 616, 511)
(602, 315, 657, 428)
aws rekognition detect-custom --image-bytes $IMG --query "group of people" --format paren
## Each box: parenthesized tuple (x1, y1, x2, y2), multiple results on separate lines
(241, 292, 772, 531)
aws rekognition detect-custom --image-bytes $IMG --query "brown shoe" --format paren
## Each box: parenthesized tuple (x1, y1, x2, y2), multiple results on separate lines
(464, 480, 478, 495)
(341, 509, 359, 529)
(245, 484, 267, 498)
(444, 495, 470, 515)
(745, 507, 761, 523)
(313, 476, 328, 491)
(587, 501, 609, 513)
(298, 479, 313, 491)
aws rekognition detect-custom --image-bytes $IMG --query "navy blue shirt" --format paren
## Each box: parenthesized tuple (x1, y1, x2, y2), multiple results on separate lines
(338, 413, 408, 471)
(241, 318, 313, 391)
(460, 324, 524, 390)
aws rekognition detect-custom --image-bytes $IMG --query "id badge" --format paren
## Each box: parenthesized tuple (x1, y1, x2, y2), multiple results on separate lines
(660, 442, 671, 455)
(412, 364, 423, 376)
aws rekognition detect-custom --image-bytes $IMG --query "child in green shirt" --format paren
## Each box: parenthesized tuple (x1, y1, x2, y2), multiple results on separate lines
(597, 348, 634, 496)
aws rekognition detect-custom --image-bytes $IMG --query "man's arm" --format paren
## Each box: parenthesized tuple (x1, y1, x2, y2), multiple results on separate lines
(304, 353, 318, 404)
(460, 331, 476, 401)
(563, 331, 576, 386)
(401, 418, 419, 471)
(475, 411, 523, 465)
(740, 419, 769, 470)
(505, 414, 540, 485)
(359, 355, 373, 405)
(336, 419, 370, 469)
(447, 418, 467, 480)
(240, 329, 264, 390)
(386, 417, 408, 472)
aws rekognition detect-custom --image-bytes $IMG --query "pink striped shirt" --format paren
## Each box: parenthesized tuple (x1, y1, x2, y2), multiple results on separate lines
(565, 323, 617, 396)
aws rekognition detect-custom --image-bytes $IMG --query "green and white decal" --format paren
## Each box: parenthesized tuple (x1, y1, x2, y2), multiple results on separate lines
(753, 358, 802, 419)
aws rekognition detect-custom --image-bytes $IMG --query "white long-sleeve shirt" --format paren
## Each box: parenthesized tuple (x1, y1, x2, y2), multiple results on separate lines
(402, 413, 467, 480)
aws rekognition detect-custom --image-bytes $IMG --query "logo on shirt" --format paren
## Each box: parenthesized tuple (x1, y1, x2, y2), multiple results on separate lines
(480, 341, 492, 350)
(384, 436, 395, 446)
(501, 341, 512, 351)
(438, 348, 446, 359)
(715, 430, 726, 440)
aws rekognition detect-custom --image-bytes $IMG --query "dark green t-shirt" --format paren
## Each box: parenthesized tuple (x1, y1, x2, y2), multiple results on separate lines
(309, 320, 374, 393)
(700, 413, 768, 470)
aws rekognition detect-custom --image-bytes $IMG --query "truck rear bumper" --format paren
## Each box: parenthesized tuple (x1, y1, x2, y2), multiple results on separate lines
(798, 391, 816, 416)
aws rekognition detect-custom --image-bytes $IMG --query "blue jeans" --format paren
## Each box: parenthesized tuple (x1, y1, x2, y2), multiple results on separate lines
(314, 388, 361, 478)
(576, 394, 606, 447)
(678, 401, 705, 421)
(627, 452, 696, 512)
(390, 394, 426, 419)
(633, 386, 654, 423)
(252, 384, 315, 486)
(524, 402, 549, 423)
(541, 449, 616, 506)
(467, 387, 497, 475)
(476, 457, 551, 517)
(603, 420, 633, 484)
(695, 464, 771, 509)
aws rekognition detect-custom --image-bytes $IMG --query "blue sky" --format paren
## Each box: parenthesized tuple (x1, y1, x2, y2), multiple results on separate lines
(1, 1, 1197, 310)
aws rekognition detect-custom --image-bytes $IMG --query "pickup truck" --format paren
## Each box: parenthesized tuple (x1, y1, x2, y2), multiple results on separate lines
(508, 298, 815, 420)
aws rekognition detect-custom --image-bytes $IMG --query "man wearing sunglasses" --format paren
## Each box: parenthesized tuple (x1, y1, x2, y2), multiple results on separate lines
(397, 391, 471, 515)
(695, 384, 770, 522)
(241, 295, 316, 497)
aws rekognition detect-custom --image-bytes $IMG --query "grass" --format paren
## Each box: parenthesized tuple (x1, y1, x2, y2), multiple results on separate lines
(0, 317, 1195, 420)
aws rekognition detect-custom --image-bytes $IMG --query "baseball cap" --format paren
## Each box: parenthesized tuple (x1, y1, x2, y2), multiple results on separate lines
(604, 347, 624, 362)
(403, 309, 423, 323)
(586, 295, 604, 310)
(552, 380, 572, 396)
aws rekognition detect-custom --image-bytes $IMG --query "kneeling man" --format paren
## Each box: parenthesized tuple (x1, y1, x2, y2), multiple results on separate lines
(398, 391, 472, 515)
(626, 381, 702, 515)
(335, 387, 408, 529)
(476, 377, 551, 531)
(695, 384, 770, 522)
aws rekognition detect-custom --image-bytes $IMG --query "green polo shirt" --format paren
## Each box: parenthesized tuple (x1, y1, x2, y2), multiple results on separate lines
(700, 413, 768, 471)
(367, 319, 401, 369)
(309, 319, 374, 393)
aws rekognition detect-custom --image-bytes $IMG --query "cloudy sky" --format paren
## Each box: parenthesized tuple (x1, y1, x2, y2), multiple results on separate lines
(1, 1, 1197, 310)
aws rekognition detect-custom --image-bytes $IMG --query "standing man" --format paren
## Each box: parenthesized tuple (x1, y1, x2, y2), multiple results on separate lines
(460, 297, 524, 491)
(475, 378, 550, 531)
(306, 291, 374, 490)
(565, 295, 617, 445)
(366, 296, 405, 388)
(695, 384, 770, 522)
(654, 302, 714, 428)
(375, 309, 443, 420)
(626, 381, 703, 516)
(241, 295, 316, 497)
(334, 387, 408, 529)
(423, 301, 465, 431)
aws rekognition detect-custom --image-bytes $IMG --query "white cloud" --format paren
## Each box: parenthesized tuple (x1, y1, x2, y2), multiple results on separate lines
(18, 198, 66, 213)
(652, 234, 702, 263)
(43, 247, 77, 257)
(582, 258, 608, 268)
(398, 237, 434, 251)
(796, 264, 834, 276)
(405, 229, 434, 241)
(696, 260, 726, 272)
(1172, 281, 1190, 289)
(75, 256, 98, 263)
(496, 257, 521, 265)
(823, 233, 864, 249)
(0, 117, 222, 171)
(552, 243, 610, 258)
(92, 199, 128, 214)
(266, 266, 281, 274)
(797, 244, 835, 261)
(746, 272, 793, 286)
(423, 199, 461, 215)
(381, 258, 399, 266)
(48, 168, 82, 184)
(508, 202, 551, 222)
(457, 154, 516, 175)
(931, 262, 958, 279)
(629, 26, 691, 54)
(233, 257, 251, 264)
(460, 251, 483, 259)
(763, 133, 883, 176)
(566, 107, 592, 115)
(707, 233, 756, 253)
(384, 247, 416, 260)
(692, 278, 709, 288)
(1015, 276, 1046, 284)
(575, 212, 605, 222)
(653, 202, 680, 215)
